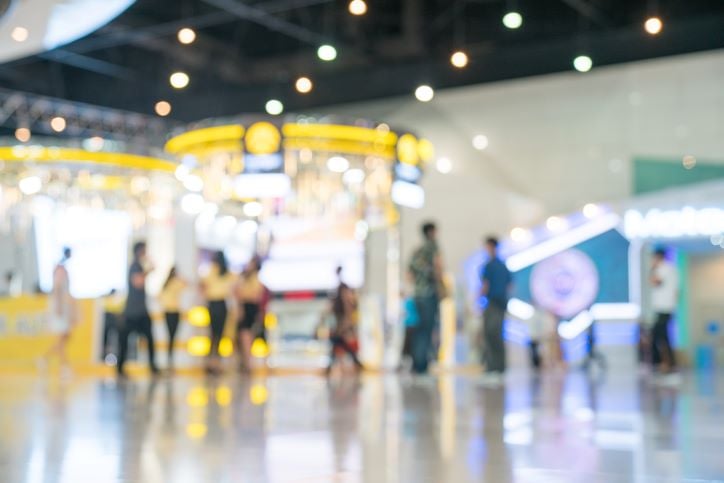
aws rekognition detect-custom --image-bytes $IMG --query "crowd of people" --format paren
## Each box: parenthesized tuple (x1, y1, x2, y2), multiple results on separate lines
(41, 242, 272, 379)
(403, 220, 681, 386)
(38, 220, 681, 382)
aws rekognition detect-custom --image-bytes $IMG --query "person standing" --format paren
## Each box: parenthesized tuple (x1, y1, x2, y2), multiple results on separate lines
(234, 256, 267, 373)
(118, 241, 158, 377)
(650, 248, 678, 373)
(408, 222, 445, 375)
(159, 266, 187, 371)
(481, 237, 512, 385)
(201, 251, 235, 375)
(40, 247, 76, 377)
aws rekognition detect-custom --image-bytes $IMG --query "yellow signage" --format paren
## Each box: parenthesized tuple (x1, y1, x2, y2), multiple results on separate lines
(0, 295, 95, 364)
(245, 122, 281, 155)
(397, 134, 419, 166)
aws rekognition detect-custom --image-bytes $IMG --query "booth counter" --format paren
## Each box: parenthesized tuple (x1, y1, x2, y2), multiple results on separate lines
(0, 295, 96, 367)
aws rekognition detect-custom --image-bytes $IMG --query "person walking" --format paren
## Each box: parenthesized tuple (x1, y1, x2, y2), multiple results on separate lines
(408, 222, 445, 375)
(480, 237, 512, 386)
(201, 251, 235, 375)
(234, 256, 267, 373)
(159, 266, 187, 371)
(650, 248, 678, 374)
(40, 247, 76, 377)
(325, 265, 363, 375)
(118, 241, 158, 377)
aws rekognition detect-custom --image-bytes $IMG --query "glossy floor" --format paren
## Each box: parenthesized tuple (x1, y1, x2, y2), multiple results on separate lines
(1, 369, 722, 482)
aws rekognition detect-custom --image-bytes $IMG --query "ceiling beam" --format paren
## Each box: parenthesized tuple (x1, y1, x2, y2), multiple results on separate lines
(559, 0, 609, 26)
(202, 0, 331, 45)
(37, 51, 134, 80)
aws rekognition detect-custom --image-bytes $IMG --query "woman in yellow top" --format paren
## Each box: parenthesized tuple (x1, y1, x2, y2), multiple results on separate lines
(159, 266, 187, 370)
(201, 251, 235, 374)
(234, 256, 267, 373)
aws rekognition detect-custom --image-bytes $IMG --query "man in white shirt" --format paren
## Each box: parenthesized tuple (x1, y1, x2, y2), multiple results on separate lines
(650, 248, 678, 372)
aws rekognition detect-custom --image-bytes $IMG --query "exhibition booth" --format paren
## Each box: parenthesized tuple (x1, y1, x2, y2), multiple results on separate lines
(463, 179, 724, 368)
(0, 138, 178, 367)
(0, 117, 452, 372)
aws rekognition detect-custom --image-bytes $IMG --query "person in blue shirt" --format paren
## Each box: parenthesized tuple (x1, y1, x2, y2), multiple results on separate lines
(399, 292, 419, 370)
(481, 236, 512, 385)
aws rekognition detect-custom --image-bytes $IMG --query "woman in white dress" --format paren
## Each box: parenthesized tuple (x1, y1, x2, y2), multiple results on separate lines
(41, 247, 76, 375)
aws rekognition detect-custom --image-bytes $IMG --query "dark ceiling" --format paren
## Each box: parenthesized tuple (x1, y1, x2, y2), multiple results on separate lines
(2, 0, 724, 122)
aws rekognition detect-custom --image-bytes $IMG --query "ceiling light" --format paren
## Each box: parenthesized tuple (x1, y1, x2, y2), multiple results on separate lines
(436, 157, 452, 174)
(169, 71, 190, 89)
(154, 100, 172, 117)
(11, 27, 28, 42)
(450, 51, 469, 68)
(265, 99, 284, 116)
(472, 134, 489, 151)
(573, 55, 593, 73)
(348, 0, 367, 16)
(644, 17, 663, 35)
(15, 127, 30, 143)
(50, 116, 66, 133)
(295, 76, 313, 94)
(317, 44, 337, 62)
(502, 12, 523, 29)
(243, 201, 263, 217)
(19, 176, 42, 195)
(177, 27, 196, 44)
(583, 203, 601, 219)
(415, 85, 434, 102)
(327, 156, 350, 173)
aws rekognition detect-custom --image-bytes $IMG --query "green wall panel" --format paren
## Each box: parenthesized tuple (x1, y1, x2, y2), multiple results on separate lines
(634, 158, 724, 194)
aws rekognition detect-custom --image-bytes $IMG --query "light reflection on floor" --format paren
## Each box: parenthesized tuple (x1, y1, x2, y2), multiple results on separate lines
(0, 370, 722, 482)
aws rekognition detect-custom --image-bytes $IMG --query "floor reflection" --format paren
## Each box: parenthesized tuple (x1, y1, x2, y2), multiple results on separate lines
(0, 370, 722, 482)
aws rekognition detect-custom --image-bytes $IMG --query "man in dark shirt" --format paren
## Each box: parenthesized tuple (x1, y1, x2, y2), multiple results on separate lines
(481, 236, 512, 385)
(408, 222, 445, 374)
(117, 241, 158, 377)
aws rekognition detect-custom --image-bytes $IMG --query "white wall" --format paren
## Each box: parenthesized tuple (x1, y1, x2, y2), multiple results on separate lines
(326, 49, 724, 277)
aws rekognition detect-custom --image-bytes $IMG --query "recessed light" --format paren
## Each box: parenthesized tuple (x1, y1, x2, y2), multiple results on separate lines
(502, 12, 523, 29)
(450, 51, 469, 68)
(317, 45, 337, 61)
(169, 72, 190, 89)
(295, 77, 313, 94)
(155, 101, 172, 116)
(265, 99, 284, 115)
(415, 85, 434, 102)
(573, 55, 593, 73)
(11, 27, 29, 42)
(177, 28, 196, 44)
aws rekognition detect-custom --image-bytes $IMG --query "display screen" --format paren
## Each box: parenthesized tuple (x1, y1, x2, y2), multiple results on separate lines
(35, 204, 131, 298)
(259, 216, 364, 292)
